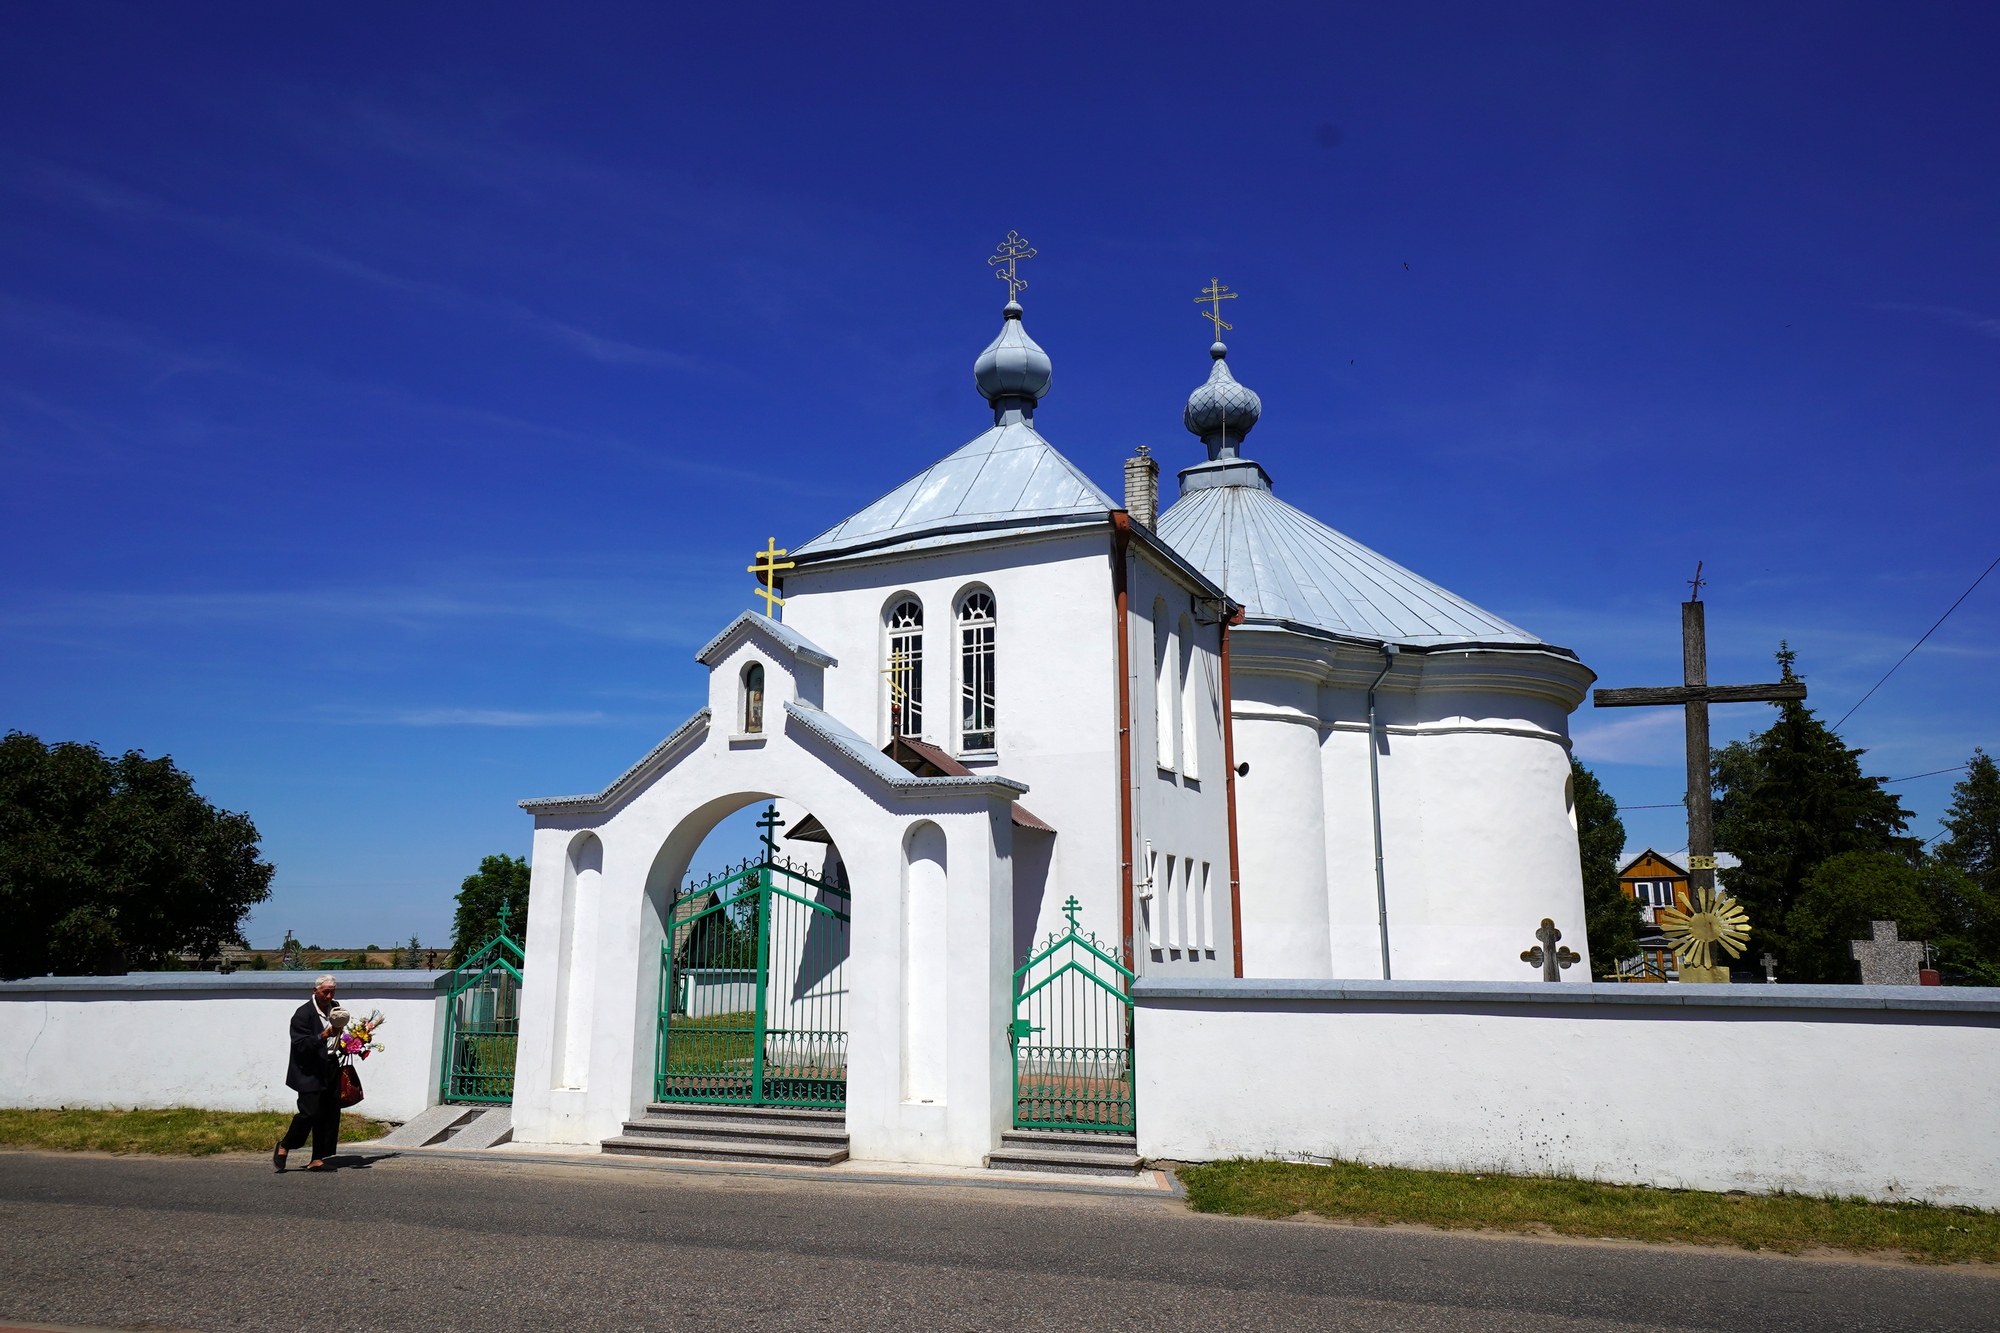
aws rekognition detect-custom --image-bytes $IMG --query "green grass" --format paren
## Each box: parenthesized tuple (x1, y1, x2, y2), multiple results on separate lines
(1178, 1158, 2000, 1265)
(0, 1107, 395, 1157)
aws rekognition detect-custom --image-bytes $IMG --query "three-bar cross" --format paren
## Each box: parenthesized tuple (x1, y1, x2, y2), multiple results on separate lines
(1593, 594, 1806, 903)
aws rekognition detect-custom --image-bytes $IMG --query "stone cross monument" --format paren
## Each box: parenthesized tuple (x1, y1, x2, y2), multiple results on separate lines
(1851, 921, 1925, 986)
(1521, 919, 1581, 982)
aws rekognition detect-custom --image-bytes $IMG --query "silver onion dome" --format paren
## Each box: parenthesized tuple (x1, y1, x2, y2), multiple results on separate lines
(1183, 341, 1262, 458)
(974, 301, 1053, 406)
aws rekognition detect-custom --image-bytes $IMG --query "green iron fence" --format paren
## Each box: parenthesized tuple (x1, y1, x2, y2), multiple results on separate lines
(1011, 895, 1135, 1133)
(655, 824, 850, 1109)
(439, 916, 524, 1105)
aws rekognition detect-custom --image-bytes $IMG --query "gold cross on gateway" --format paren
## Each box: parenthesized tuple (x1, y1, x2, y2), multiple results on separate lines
(747, 538, 794, 617)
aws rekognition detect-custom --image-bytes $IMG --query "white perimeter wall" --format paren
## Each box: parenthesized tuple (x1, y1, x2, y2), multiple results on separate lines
(0, 974, 447, 1124)
(1135, 979, 2000, 1208)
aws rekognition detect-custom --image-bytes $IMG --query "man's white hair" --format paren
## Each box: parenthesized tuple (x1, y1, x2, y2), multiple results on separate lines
(313, 974, 338, 988)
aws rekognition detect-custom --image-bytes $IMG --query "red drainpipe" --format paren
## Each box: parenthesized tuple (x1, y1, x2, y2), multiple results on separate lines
(1110, 512, 1136, 972)
(1221, 604, 1245, 977)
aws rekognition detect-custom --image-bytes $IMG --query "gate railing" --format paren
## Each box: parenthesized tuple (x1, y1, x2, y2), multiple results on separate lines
(1011, 895, 1135, 1133)
(655, 834, 850, 1109)
(439, 910, 524, 1105)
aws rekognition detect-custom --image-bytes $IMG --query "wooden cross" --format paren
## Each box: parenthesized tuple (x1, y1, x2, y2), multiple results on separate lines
(1195, 278, 1236, 339)
(755, 804, 786, 856)
(1593, 593, 1806, 904)
(988, 230, 1037, 302)
(747, 538, 794, 617)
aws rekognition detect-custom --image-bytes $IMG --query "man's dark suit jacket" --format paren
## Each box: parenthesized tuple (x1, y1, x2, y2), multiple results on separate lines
(287, 1000, 340, 1094)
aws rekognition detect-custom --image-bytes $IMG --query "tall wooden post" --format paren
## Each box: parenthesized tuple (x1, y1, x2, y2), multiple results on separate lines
(1681, 601, 1715, 903)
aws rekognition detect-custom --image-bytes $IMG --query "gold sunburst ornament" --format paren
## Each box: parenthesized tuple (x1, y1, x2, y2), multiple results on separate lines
(1656, 885, 1752, 984)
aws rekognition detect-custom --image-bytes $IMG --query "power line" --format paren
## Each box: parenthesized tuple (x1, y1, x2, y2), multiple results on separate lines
(1834, 554, 2000, 732)
(1615, 802, 1684, 810)
(1881, 764, 1969, 785)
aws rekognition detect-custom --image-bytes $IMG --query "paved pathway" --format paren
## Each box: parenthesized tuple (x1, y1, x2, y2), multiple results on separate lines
(2, 1150, 1995, 1332)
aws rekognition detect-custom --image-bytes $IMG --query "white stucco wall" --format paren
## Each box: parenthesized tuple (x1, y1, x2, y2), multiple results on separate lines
(1135, 979, 2000, 1208)
(1231, 631, 1595, 982)
(780, 524, 1234, 978)
(0, 973, 448, 1124)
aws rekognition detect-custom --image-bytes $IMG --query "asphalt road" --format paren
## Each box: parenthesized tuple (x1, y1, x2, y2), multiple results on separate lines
(1, 1150, 1995, 1332)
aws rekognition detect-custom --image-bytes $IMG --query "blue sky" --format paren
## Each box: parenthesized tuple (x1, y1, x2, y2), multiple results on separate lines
(4, 4, 1996, 948)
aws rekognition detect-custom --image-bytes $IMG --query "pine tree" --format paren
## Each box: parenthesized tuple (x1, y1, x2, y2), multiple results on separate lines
(1712, 646, 1915, 977)
(1929, 750, 2000, 984)
(1571, 757, 1639, 976)
(448, 854, 532, 965)
(1937, 749, 2000, 893)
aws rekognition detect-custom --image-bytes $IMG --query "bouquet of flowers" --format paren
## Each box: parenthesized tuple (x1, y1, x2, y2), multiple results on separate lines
(337, 1008, 387, 1059)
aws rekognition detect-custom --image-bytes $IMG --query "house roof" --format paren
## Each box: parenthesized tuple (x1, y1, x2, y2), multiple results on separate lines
(1156, 481, 1565, 653)
(791, 421, 1119, 564)
(1618, 849, 1688, 878)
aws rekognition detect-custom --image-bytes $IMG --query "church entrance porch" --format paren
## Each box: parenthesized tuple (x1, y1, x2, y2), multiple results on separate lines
(653, 814, 851, 1112)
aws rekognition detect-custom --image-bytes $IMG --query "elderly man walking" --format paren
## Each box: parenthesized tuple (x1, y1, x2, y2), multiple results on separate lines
(274, 974, 348, 1172)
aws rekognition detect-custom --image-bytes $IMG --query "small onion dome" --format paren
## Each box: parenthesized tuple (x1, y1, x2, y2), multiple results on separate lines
(1183, 341, 1262, 452)
(974, 301, 1053, 403)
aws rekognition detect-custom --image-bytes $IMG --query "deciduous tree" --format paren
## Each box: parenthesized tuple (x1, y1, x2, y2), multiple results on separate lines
(448, 853, 531, 965)
(0, 732, 273, 978)
(1572, 758, 1639, 976)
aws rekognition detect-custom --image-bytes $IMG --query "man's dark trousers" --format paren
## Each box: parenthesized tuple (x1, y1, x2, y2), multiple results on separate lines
(281, 1087, 341, 1160)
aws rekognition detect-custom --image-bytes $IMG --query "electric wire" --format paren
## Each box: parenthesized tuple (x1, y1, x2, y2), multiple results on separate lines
(1833, 554, 2000, 732)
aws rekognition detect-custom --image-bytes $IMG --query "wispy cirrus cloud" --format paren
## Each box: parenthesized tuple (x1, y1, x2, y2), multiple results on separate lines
(358, 707, 610, 728)
(1873, 303, 2000, 340)
(5, 159, 702, 373)
(1571, 709, 1687, 766)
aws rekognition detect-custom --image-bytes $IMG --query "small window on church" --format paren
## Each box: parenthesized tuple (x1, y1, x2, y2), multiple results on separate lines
(886, 599, 924, 739)
(742, 662, 764, 734)
(959, 591, 996, 751)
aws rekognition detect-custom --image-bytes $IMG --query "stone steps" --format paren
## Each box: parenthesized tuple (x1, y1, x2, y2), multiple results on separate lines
(985, 1128, 1143, 1177)
(603, 1102, 849, 1166)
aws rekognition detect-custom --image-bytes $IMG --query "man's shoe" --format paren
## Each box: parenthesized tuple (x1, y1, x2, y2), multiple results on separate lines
(272, 1141, 287, 1172)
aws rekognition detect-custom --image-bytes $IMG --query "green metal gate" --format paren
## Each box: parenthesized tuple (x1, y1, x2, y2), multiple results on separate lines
(439, 910, 524, 1104)
(655, 814, 850, 1109)
(1011, 895, 1135, 1132)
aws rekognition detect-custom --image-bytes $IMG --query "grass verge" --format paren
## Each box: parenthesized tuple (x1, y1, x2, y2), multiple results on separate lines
(0, 1107, 394, 1157)
(1178, 1159, 1999, 1265)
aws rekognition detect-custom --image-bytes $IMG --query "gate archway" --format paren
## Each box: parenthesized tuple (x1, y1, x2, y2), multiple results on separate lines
(654, 806, 851, 1109)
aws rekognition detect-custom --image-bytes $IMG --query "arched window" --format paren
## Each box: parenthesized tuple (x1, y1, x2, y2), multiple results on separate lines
(958, 590, 996, 752)
(741, 662, 764, 734)
(886, 598, 924, 739)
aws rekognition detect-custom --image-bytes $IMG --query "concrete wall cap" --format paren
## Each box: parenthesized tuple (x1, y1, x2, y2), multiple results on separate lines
(1130, 976, 2000, 1014)
(0, 970, 452, 994)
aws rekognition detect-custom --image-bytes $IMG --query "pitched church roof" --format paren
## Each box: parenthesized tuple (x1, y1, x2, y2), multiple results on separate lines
(1156, 340, 1568, 655)
(1159, 484, 1549, 649)
(791, 301, 1118, 564)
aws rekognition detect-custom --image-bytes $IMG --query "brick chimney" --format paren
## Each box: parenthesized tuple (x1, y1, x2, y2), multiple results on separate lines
(1124, 446, 1159, 530)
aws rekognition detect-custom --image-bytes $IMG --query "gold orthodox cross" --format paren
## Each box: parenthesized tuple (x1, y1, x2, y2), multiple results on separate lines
(1195, 278, 1236, 338)
(747, 537, 794, 617)
(989, 230, 1037, 302)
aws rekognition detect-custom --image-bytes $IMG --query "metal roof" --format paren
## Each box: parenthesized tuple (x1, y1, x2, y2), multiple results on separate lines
(695, 610, 838, 668)
(792, 422, 1118, 562)
(1156, 482, 1550, 650)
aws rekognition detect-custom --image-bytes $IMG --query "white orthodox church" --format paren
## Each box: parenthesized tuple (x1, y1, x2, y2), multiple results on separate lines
(506, 279, 1596, 1167)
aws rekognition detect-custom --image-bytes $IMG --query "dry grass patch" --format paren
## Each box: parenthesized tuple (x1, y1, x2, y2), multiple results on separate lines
(0, 1107, 394, 1156)
(1179, 1158, 2000, 1265)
